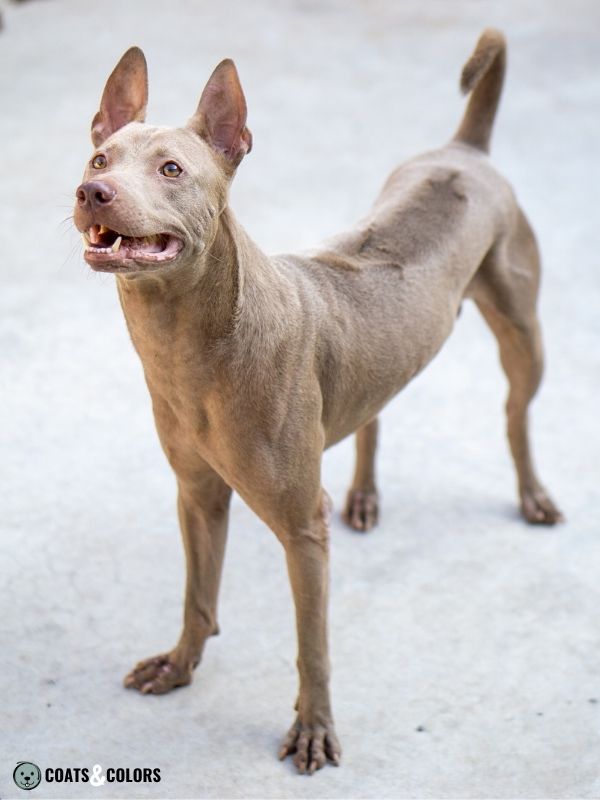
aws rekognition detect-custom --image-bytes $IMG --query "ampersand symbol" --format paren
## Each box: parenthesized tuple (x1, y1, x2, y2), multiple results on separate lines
(90, 764, 106, 786)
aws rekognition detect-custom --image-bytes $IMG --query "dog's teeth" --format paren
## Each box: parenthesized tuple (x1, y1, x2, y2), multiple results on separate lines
(112, 236, 122, 253)
(99, 225, 110, 235)
(81, 232, 91, 246)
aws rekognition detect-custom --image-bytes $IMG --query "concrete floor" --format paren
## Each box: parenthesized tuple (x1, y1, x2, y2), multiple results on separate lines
(1, 0, 599, 797)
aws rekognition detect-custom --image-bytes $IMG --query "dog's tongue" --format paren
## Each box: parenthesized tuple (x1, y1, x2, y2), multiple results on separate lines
(129, 236, 164, 253)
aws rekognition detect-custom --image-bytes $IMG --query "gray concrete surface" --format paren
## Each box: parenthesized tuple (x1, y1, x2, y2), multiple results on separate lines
(1, 0, 599, 797)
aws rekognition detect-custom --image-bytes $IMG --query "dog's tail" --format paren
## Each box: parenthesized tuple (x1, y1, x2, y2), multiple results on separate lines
(452, 28, 506, 153)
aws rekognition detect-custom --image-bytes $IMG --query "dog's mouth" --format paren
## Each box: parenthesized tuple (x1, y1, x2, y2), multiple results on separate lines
(82, 224, 184, 271)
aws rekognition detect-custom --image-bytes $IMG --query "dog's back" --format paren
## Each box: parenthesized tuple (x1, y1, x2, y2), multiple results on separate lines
(271, 31, 516, 445)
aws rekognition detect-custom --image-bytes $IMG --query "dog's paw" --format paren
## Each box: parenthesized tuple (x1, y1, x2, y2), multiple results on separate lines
(278, 717, 341, 774)
(124, 653, 193, 694)
(343, 488, 379, 532)
(521, 487, 564, 525)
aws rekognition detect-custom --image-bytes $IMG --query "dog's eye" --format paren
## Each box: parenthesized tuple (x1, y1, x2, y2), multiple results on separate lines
(161, 162, 182, 178)
(92, 154, 107, 169)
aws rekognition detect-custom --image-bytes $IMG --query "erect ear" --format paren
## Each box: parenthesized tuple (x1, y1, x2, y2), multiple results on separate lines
(91, 47, 148, 147)
(187, 59, 252, 169)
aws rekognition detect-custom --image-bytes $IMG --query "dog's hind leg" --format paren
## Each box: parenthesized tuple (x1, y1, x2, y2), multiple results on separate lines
(469, 210, 563, 524)
(343, 417, 379, 532)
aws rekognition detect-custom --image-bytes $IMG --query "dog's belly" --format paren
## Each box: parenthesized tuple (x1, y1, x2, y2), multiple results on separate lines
(320, 287, 460, 448)
(283, 255, 482, 449)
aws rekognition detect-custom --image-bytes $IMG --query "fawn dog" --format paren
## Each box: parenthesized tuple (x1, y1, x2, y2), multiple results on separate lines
(74, 29, 563, 773)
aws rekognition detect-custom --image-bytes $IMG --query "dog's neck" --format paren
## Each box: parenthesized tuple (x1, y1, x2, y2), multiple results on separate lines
(115, 207, 282, 381)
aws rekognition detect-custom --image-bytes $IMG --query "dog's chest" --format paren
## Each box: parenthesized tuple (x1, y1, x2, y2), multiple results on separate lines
(118, 287, 212, 406)
(132, 331, 224, 472)
(133, 330, 211, 418)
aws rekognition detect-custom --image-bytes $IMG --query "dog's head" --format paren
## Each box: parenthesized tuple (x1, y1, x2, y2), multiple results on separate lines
(74, 47, 252, 276)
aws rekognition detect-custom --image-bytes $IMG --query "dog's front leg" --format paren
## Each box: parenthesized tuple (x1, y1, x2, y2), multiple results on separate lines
(125, 470, 232, 694)
(278, 493, 341, 774)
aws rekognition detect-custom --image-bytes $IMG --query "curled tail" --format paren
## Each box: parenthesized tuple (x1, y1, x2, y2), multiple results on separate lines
(453, 28, 506, 153)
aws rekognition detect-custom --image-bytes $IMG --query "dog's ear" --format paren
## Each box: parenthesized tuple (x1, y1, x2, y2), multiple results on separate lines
(187, 59, 252, 168)
(91, 47, 148, 147)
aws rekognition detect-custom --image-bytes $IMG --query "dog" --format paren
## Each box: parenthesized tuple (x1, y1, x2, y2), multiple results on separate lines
(73, 29, 563, 774)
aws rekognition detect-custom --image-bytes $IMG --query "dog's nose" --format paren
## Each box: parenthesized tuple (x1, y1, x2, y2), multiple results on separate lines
(76, 180, 116, 208)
